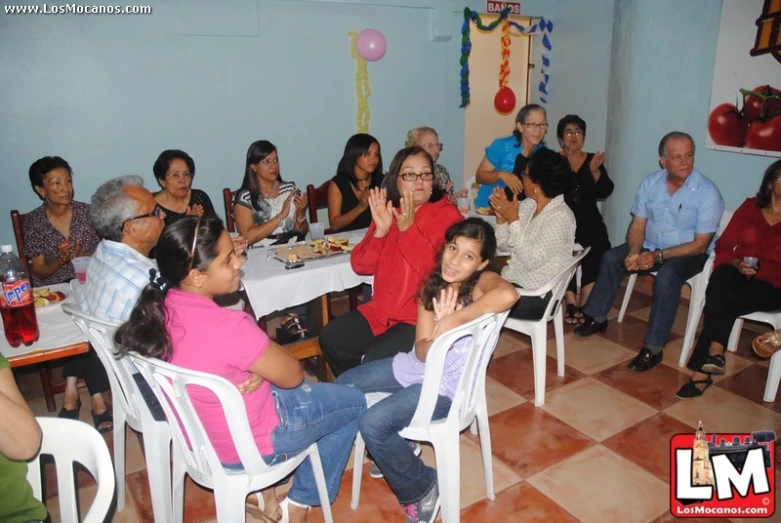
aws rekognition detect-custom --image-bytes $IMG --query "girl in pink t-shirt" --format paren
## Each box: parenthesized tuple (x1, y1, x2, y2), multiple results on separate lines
(336, 219, 518, 523)
(115, 215, 366, 523)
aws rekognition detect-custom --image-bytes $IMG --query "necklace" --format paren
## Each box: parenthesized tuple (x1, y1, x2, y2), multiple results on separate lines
(259, 180, 278, 199)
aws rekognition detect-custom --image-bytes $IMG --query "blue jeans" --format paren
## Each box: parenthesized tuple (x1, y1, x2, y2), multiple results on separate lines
(262, 382, 366, 507)
(582, 242, 708, 351)
(336, 358, 452, 505)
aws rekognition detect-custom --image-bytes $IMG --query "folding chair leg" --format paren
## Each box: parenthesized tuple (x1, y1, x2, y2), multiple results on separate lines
(618, 274, 637, 323)
(351, 434, 366, 510)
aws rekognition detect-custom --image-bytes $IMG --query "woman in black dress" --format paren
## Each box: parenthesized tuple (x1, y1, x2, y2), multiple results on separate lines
(557, 115, 614, 324)
(153, 149, 216, 225)
(328, 134, 384, 232)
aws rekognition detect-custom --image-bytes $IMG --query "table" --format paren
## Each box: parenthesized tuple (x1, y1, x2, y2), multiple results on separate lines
(0, 283, 89, 411)
(240, 228, 372, 319)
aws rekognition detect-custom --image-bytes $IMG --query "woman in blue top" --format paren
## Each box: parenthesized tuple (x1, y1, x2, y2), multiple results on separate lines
(474, 104, 548, 209)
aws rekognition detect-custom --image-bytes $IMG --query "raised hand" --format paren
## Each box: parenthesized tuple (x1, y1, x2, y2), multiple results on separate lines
(394, 191, 417, 232)
(489, 187, 519, 224)
(278, 191, 294, 222)
(293, 191, 308, 212)
(74, 239, 87, 258)
(368, 187, 393, 237)
(498, 171, 523, 195)
(590, 151, 607, 173)
(187, 204, 205, 216)
(57, 240, 73, 264)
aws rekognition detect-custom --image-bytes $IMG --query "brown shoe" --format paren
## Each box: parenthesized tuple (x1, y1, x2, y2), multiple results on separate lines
(753, 329, 781, 359)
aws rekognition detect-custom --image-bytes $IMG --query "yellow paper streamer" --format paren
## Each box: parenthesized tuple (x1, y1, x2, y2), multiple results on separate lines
(349, 31, 371, 133)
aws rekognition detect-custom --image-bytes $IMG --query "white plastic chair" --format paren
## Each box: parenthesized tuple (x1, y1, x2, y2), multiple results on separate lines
(62, 302, 173, 521)
(129, 353, 333, 523)
(503, 248, 591, 407)
(350, 311, 510, 523)
(664, 210, 734, 366)
(27, 417, 115, 523)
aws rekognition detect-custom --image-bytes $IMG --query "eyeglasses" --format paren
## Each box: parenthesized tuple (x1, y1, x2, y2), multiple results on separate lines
(121, 204, 162, 231)
(523, 123, 548, 130)
(187, 215, 202, 273)
(564, 129, 583, 137)
(421, 142, 444, 152)
(400, 172, 435, 182)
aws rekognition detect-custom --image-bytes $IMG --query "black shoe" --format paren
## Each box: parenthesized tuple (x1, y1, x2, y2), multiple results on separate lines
(676, 377, 713, 399)
(627, 348, 663, 372)
(701, 354, 726, 375)
(574, 316, 608, 337)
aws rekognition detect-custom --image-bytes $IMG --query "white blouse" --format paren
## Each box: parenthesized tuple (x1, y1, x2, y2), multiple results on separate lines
(495, 194, 576, 290)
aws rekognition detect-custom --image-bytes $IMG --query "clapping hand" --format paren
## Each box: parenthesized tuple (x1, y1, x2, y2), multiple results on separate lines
(293, 191, 308, 212)
(368, 187, 394, 237)
(187, 204, 205, 216)
(394, 191, 417, 232)
(489, 187, 519, 224)
(590, 151, 607, 173)
(57, 240, 73, 264)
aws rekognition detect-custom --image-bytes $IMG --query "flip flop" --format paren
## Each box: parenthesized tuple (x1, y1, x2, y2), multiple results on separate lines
(92, 410, 113, 434)
(58, 399, 81, 420)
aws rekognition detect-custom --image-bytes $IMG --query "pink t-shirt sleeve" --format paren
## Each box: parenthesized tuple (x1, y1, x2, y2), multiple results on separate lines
(229, 314, 270, 373)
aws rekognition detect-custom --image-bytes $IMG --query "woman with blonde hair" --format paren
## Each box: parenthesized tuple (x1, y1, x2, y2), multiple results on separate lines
(405, 126, 467, 201)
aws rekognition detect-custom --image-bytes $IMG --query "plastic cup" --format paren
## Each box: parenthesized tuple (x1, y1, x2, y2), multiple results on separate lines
(457, 198, 470, 214)
(743, 256, 759, 269)
(71, 257, 90, 284)
(310, 222, 325, 240)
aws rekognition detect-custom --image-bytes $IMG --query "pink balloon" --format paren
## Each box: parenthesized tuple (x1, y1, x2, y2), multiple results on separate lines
(357, 29, 387, 61)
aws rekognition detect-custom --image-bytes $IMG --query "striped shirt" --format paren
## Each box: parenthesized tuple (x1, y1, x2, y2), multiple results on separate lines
(81, 240, 155, 323)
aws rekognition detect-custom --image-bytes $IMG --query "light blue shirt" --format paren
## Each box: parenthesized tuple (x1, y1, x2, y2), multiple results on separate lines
(475, 136, 543, 207)
(81, 240, 156, 323)
(630, 168, 724, 253)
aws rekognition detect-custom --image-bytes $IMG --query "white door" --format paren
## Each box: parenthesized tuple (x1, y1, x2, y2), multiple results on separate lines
(463, 15, 532, 188)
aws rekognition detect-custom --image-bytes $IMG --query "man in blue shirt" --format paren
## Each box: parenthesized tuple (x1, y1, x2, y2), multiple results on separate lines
(575, 132, 724, 372)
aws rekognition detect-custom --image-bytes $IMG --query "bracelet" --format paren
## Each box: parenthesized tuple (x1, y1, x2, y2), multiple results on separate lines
(296, 215, 306, 223)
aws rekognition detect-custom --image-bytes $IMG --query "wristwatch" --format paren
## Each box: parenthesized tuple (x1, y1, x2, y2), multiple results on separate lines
(655, 249, 664, 264)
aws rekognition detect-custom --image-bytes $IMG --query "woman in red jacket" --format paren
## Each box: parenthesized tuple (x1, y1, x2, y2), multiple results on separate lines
(677, 159, 781, 398)
(320, 146, 463, 376)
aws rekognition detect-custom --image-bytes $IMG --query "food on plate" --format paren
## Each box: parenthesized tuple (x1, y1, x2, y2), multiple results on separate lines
(287, 253, 300, 263)
(32, 288, 66, 308)
(310, 236, 350, 255)
(475, 207, 494, 216)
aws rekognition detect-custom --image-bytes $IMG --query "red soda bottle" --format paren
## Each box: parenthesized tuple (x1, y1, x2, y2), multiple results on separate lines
(0, 245, 39, 347)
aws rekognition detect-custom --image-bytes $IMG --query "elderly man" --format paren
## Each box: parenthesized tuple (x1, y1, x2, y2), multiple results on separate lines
(575, 132, 724, 372)
(82, 175, 165, 322)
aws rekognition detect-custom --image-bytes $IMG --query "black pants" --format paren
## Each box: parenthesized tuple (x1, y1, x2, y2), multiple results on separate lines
(509, 290, 553, 321)
(567, 241, 610, 295)
(62, 349, 110, 396)
(687, 265, 781, 373)
(319, 310, 416, 377)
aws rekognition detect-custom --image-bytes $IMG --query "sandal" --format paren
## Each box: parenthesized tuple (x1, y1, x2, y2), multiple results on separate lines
(676, 377, 714, 399)
(58, 398, 82, 420)
(564, 304, 580, 325)
(92, 410, 113, 434)
(701, 353, 726, 375)
(275, 315, 309, 345)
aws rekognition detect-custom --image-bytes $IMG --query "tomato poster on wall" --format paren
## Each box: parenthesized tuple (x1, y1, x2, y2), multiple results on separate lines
(706, 0, 781, 157)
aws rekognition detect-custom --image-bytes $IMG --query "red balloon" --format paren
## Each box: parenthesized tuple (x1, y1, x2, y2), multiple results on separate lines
(494, 87, 516, 114)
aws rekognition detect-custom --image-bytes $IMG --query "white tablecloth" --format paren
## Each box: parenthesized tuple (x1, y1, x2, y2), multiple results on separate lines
(0, 283, 87, 360)
(240, 229, 372, 319)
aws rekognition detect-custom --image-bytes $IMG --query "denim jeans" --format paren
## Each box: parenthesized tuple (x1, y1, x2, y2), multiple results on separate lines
(336, 358, 452, 505)
(582, 243, 708, 351)
(261, 382, 366, 507)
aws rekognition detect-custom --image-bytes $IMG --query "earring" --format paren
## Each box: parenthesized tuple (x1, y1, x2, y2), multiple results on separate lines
(533, 188, 538, 195)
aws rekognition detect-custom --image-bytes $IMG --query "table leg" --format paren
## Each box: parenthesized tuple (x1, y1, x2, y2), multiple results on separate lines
(39, 365, 56, 412)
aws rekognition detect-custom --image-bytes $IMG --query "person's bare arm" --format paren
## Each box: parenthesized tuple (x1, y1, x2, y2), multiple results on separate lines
(234, 204, 283, 246)
(659, 232, 715, 259)
(246, 340, 304, 389)
(0, 366, 41, 460)
(328, 181, 367, 232)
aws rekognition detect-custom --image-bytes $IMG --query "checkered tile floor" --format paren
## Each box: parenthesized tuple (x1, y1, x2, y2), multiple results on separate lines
(18, 277, 781, 522)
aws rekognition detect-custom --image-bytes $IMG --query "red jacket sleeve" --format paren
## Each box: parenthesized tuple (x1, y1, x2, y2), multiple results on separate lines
(350, 222, 386, 275)
(396, 203, 463, 278)
(714, 199, 749, 268)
